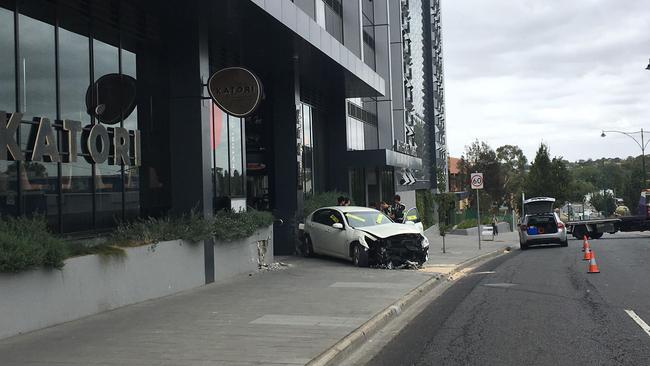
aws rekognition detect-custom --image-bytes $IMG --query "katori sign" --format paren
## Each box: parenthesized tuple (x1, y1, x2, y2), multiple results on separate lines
(0, 111, 141, 166)
(470, 172, 484, 190)
(207, 67, 262, 118)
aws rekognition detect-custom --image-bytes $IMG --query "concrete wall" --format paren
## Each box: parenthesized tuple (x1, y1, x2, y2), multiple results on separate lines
(214, 226, 274, 280)
(0, 225, 274, 340)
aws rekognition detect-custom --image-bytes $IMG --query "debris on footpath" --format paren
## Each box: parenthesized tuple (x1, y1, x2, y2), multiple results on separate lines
(258, 262, 291, 272)
(371, 260, 422, 270)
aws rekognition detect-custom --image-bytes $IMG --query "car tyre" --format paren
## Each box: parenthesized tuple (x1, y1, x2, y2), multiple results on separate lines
(590, 232, 603, 239)
(303, 236, 314, 257)
(352, 244, 369, 267)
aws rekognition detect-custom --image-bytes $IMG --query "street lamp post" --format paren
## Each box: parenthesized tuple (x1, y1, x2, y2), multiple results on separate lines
(601, 129, 650, 187)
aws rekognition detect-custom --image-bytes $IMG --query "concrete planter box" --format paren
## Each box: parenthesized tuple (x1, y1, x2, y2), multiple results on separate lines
(0, 225, 273, 340)
(449, 222, 512, 236)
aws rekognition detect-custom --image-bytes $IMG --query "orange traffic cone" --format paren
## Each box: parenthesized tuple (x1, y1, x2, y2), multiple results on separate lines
(582, 236, 590, 252)
(587, 253, 600, 273)
(583, 246, 592, 261)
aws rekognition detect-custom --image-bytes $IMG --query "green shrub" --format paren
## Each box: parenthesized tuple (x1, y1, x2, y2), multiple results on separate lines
(109, 211, 214, 247)
(0, 216, 68, 273)
(303, 191, 347, 218)
(213, 210, 274, 242)
(66, 242, 125, 258)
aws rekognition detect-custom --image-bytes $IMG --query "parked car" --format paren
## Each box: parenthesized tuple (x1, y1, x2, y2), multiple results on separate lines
(303, 206, 429, 267)
(519, 197, 568, 249)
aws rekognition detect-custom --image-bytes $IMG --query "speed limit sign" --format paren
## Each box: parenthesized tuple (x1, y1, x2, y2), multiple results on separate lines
(470, 173, 484, 190)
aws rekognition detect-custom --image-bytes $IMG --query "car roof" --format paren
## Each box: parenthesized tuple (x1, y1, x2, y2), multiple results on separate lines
(317, 206, 380, 213)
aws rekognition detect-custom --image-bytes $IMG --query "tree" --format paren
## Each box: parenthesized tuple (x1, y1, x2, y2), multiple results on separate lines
(434, 192, 456, 253)
(458, 140, 504, 207)
(496, 145, 527, 210)
(589, 191, 616, 216)
(524, 144, 572, 204)
(525, 144, 554, 198)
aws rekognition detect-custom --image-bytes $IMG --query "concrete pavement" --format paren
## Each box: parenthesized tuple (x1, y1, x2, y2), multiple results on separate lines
(0, 231, 518, 366)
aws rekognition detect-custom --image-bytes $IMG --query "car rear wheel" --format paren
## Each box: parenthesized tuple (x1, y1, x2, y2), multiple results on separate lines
(352, 244, 369, 267)
(303, 236, 314, 257)
(590, 232, 603, 239)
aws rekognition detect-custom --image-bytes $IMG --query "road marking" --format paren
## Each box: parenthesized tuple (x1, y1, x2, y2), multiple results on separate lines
(624, 310, 650, 337)
(483, 283, 517, 288)
(472, 271, 496, 275)
(329, 282, 412, 289)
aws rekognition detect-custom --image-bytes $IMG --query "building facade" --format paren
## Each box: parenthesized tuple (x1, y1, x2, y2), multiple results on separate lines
(0, 0, 445, 253)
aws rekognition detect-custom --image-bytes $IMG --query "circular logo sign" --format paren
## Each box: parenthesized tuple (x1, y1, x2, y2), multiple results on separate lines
(207, 67, 262, 118)
(470, 173, 484, 189)
(85, 73, 137, 125)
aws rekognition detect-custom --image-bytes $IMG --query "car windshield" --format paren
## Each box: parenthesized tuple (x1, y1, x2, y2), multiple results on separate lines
(344, 211, 393, 228)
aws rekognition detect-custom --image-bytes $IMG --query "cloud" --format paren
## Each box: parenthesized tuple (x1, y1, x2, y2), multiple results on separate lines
(441, 0, 650, 161)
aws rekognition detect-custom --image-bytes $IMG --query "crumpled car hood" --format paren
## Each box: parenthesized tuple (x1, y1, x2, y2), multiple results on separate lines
(355, 224, 422, 239)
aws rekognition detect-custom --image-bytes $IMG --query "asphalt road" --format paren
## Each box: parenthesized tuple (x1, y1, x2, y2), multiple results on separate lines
(366, 232, 650, 366)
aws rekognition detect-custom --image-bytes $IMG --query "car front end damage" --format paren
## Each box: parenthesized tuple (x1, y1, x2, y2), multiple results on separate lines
(360, 232, 429, 267)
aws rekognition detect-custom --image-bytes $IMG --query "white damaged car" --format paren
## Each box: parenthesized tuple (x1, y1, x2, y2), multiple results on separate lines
(302, 206, 429, 267)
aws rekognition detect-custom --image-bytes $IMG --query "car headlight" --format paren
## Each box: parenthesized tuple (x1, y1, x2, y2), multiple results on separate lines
(421, 236, 430, 248)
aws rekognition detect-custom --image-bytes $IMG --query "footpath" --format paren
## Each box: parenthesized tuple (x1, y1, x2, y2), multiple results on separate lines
(0, 230, 518, 366)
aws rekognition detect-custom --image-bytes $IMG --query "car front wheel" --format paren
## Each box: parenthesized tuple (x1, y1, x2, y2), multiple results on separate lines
(303, 236, 314, 257)
(352, 244, 369, 267)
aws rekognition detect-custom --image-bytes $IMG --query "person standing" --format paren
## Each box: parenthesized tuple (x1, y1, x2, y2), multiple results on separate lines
(391, 195, 406, 223)
(492, 215, 499, 236)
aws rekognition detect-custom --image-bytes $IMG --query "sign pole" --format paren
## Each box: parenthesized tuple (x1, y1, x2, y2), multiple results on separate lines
(470, 172, 484, 251)
(476, 188, 481, 250)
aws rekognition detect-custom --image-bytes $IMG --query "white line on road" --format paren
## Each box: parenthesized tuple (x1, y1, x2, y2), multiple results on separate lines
(625, 310, 650, 337)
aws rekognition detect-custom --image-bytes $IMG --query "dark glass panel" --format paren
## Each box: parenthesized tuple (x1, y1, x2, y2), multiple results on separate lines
(93, 39, 121, 228)
(59, 27, 93, 232)
(18, 14, 57, 227)
(0, 9, 16, 217)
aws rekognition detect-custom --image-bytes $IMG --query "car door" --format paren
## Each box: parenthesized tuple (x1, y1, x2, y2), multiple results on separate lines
(404, 207, 424, 233)
(308, 209, 331, 254)
(316, 209, 348, 257)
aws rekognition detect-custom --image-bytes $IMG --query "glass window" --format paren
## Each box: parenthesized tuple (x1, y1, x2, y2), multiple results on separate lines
(229, 115, 244, 197)
(59, 27, 93, 232)
(350, 168, 365, 206)
(212, 105, 229, 197)
(211, 105, 246, 201)
(121, 48, 139, 220)
(302, 103, 314, 196)
(0, 8, 16, 217)
(93, 39, 121, 229)
(381, 168, 394, 202)
(18, 14, 58, 227)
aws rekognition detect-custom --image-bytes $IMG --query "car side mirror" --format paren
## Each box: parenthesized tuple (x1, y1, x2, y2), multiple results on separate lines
(405, 221, 415, 225)
(332, 223, 344, 229)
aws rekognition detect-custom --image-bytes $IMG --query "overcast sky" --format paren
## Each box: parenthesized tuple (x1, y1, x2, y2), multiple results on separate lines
(441, 0, 650, 162)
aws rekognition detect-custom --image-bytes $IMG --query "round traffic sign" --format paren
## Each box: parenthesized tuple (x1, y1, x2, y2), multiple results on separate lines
(471, 173, 484, 189)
